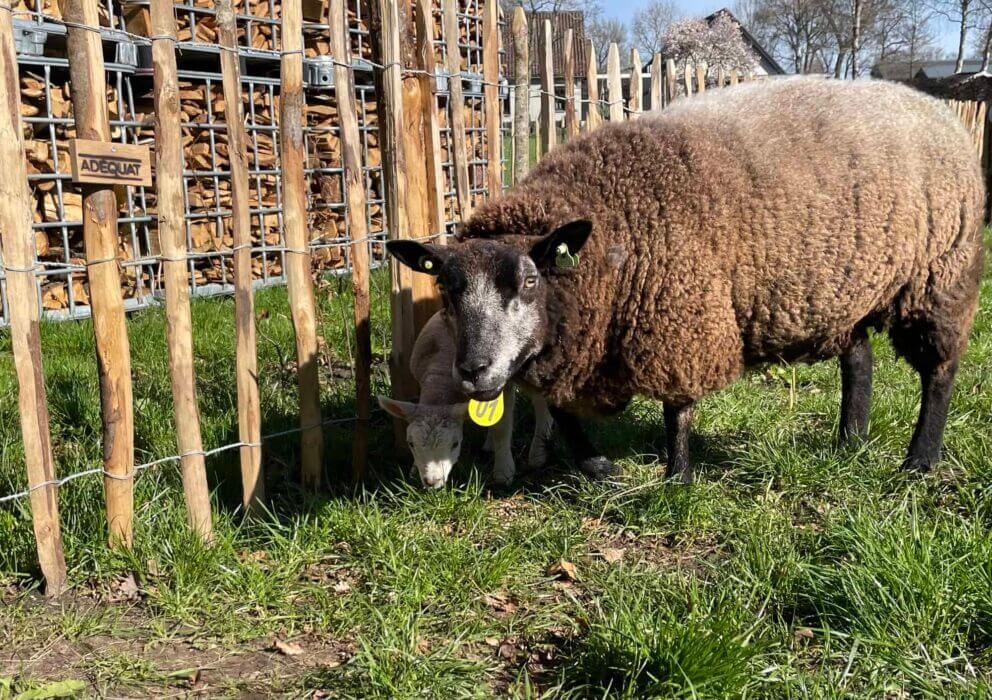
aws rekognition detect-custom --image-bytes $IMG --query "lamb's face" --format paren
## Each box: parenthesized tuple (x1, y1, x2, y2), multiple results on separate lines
(378, 397, 467, 488)
(387, 221, 593, 401)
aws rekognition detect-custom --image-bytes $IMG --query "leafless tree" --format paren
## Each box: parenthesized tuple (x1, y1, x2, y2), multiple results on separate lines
(926, 0, 973, 71)
(586, 15, 629, 69)
(631, 0, 680, 56)
(751, 0, 831, 72)
(499, 0, 600, 14)
(894, 0, 937, 74)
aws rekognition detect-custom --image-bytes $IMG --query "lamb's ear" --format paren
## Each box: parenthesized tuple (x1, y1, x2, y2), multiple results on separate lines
(448, 403, 469, 419)
(528, 220, 593, 269)
(377, 395, 418, 419)
(385, 240, 449, 275)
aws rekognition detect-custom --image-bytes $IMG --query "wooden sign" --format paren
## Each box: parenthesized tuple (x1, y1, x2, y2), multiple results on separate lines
(69, 139, 152, 187)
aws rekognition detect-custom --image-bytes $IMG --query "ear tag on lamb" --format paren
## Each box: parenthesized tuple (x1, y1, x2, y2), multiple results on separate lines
(468, 393, 504, 427)
(555, 242, 579, 268)
(419, 256, 435, 272)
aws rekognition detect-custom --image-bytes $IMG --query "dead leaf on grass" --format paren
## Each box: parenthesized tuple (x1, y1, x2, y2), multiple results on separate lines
(600, 548, 625, 564)
(482, 592, 518, 615)
(332, 580, 352, 594)
(547, 559, 578, 581)
(273, 639, 305, 656)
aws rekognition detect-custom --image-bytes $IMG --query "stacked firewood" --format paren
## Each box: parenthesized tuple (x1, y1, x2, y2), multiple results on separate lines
(304, 86, 385, 270)
(20, 67, 153, 312)
(123, 0, 281, 52)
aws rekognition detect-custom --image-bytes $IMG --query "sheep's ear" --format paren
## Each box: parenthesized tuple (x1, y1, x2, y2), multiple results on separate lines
(378, 395, 418, 419)
(448, 403, 469, 419)
(386, 240, 449, 275)
(528, 220, 593, 269)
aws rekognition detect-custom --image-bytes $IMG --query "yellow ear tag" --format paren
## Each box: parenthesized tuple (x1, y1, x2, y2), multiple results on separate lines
(468, 393, 504, 427)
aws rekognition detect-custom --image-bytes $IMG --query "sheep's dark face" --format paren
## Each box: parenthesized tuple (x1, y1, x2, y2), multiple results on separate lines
(387, 221, 592, 401)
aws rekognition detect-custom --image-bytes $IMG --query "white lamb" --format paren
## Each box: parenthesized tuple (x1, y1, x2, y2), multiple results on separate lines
(378, 312, 553, 488)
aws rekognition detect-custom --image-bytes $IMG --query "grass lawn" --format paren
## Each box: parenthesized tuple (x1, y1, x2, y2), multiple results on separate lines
(1, 238, 991, 698)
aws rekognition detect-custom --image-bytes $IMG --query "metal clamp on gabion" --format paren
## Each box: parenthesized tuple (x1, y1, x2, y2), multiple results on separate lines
(302, 55, 374, 89)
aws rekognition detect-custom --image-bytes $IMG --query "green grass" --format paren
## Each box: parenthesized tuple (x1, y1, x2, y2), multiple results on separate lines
(1, 240, 991, 697)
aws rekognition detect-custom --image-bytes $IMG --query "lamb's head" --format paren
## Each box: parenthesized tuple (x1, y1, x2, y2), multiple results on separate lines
(387, 220, 592, 400)
(377, 396, 467, 488)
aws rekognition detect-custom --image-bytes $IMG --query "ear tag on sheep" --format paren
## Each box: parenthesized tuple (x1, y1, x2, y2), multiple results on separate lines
(468, 393, 504, 427)
(419, 256, 435, 272)
(555, 242, 579, 269)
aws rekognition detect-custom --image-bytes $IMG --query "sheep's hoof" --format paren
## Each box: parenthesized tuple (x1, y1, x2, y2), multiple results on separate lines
(901, 454, 937, 473)
(578, 456, 620, 479)
(491, 457, 516, 486)
(527, 448, 547, 469)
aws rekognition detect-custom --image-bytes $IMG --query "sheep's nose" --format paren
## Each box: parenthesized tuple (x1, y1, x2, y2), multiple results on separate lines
(457, 358, 491, 383)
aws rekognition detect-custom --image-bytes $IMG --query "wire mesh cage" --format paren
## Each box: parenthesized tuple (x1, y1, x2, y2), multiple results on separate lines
(1, 55, 158, 326)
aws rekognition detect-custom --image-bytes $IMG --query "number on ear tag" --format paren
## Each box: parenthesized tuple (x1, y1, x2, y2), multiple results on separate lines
(555, 242, 579, 268)
(468, 393, 504, 427)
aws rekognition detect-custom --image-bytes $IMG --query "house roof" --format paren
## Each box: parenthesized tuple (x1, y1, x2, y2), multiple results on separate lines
(871, 59, 983, 82)
(500, 10, 589, 80)
(705, 8, 786, 75)
(642, 8, 786, 76)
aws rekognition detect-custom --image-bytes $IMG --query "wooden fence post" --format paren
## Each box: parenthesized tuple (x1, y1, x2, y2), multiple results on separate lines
(511, 7, 529, 179)
(330, 0, 371, 479)
(696, 63, 706, 94)
(413, 0, 445, 236)
(63, 0, 134, 547)
(443, 0, 472, 219)
(482, 0, 501, 195)
(716, 66, 725, 88)
(607, 42, 623, 121)
(367, 0, 418, 448)
(683, 62, 692, 97)
(628, 48, 641, 118)
(0, 4, 67, 594)
(150, 0, 212, 537)
(650, 52, 662, 110)
(730, 68, 739, 86)
(539, 19, 555, 155)
(218, 0, 264, 512)
(665, 58, 677, 103)
(563, 29, 578, 138)
(280, 0, 324, 491)
(585, 40, 601, 131)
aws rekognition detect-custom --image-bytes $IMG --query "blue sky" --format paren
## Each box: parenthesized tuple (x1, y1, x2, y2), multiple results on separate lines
(601, 0, 962, 57)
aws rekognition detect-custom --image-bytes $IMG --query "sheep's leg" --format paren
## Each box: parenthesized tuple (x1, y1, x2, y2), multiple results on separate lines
(549, 407, 619, 479)
(903, 358, 959, 472)
(490, 390, 516, 485)
(663, 401, 695, 484)
(527, 394, 554, 469)
(839, 332, 873, 444)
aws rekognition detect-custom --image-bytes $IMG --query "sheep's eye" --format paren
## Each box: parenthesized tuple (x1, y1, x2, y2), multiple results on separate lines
(523, 276, 538, 289)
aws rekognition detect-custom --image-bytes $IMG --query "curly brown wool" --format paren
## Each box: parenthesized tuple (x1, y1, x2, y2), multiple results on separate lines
(460, 77, 985, 480)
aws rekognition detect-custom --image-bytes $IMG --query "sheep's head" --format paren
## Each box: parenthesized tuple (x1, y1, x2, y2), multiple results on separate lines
(377, 396, 467, 488)
(387, 221, 592, 401)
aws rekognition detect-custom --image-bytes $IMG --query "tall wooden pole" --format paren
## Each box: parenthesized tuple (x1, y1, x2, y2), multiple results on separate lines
(628, 48, 641, 118)
(539, 19, 555, 155)
(401, 0, 442, 339)
(665, 58, 677, 103)
(366, 0, 418, 447)
(0, 3, 67, 594)
(150, 0, 212, 537)
(413, 0, 446, 237)
(511, 7, 529, 179)
(218, 0, 264, 512)
(63, 0, 134, 547)
(696, 63, 706, 94)
(606, 42, 623, 121)
(650, 52, 663, 110)
(585, 39, 601, 131)
(280, 0, 324, 491)
(482, 0, 501, 196)
(563, 28, 578, 139)
(443, 0, 472, 220)
(330, 0, 371, 480)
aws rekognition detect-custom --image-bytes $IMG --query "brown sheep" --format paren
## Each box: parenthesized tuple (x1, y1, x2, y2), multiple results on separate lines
(387, 77, 986, 482)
